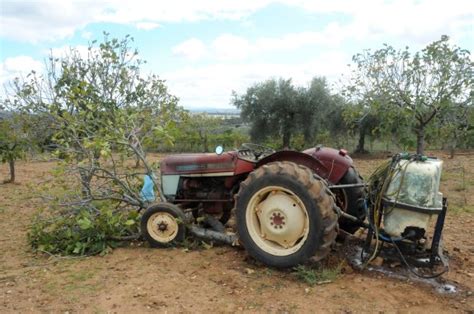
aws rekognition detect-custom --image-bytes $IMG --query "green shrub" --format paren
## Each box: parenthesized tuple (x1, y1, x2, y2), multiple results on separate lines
(293, 264, 341, 286)
(28, 203, 140, 256)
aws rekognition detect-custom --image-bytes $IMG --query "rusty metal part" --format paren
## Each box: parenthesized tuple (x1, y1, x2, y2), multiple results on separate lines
(187, 225, 238, 246)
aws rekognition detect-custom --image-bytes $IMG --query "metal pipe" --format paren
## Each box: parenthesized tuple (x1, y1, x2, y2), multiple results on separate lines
(172, 199, 233, 203)
(334, 205, 369, 228)
(187, 225, 239, 246)
(328, 183, 367, 189)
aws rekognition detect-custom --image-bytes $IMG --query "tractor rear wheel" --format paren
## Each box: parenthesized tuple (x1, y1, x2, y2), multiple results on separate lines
(333, 167, 366, 234)
(235, 161, 338, 268)
(141, 203, 186, 248)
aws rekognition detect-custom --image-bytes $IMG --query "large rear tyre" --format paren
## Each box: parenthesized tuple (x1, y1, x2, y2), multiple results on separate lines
(141, 203, 186, 248)
(235, 162, 338, 268)
(332, 167, 366, 234)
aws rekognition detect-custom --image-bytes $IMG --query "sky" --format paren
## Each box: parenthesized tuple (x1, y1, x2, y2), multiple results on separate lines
(0, 0, 473, 109)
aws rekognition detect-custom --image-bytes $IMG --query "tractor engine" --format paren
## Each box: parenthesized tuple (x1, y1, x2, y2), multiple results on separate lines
(175, 177, 235, 222)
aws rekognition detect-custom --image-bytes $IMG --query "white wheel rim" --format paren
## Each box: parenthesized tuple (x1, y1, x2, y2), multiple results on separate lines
(147, 212, 179, 243)
(245, 186, 309, 256)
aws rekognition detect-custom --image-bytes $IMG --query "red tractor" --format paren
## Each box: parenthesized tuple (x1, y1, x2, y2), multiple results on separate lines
(141, 144, 365, 268)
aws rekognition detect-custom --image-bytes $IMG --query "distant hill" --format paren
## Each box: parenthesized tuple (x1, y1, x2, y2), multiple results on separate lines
(187, 108, 240, 116)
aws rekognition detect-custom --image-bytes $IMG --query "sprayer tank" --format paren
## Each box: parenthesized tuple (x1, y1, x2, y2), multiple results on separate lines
(383, 159, 443, 237)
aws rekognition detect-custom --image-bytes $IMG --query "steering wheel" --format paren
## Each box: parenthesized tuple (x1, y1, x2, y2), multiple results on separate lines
(240, 143, 275, 159)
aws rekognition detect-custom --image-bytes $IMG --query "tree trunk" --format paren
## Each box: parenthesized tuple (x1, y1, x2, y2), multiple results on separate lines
(203, 134, 209, 153)
(282, 131, 291, 149)
(198, 130, 209, 152)
(135, 149, 146, 168)
(416, 127, 425, 155)
(9, 160, 15, 183)
(79, 168, 92, 198)
(448, 136, 457, 159)
(355, 126, 368, 154)
(4, 159, 15, 183)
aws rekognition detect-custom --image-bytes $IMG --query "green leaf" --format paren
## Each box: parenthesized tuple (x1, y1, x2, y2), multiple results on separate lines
(124, 219, 135, 226)
(77, 217, 92, 230)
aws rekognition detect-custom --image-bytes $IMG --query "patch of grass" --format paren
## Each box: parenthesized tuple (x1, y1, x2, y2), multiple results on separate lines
(247, 301, 263, 310)
(256, 283, 271, 293)
(293, 264, 341, 286)
(41, 268, 102, 296)
(262, 267, 273, 276)
(0, 207, 5, 214)
(277, 303, 299, 313)
(450, 205, 474, 214)
(68, 269, 94, 282)
(453, 185, 466, 192)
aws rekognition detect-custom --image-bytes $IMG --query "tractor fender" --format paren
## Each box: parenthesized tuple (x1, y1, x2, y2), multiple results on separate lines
(257, 149, 352, 184)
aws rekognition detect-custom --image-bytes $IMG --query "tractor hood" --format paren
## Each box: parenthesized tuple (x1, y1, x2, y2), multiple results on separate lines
(161, 152, 238, 175)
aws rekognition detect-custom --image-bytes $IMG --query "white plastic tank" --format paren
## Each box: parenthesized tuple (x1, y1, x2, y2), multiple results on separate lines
(383, 158, 443, 237)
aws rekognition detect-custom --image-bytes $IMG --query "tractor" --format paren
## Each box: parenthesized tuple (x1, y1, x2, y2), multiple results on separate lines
(141, 144, 365, 268)
(141, 144, 449, 273)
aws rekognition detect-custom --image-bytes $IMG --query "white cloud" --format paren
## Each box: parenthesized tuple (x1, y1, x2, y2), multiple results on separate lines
(49, 45, 91, 59)
(212, 34, 252, 61)
(172, 38, 207, 61)
(163, 50, 351, 108)
(0, 0, 272, 43)
(1, 0, 471, 45)
(97, 0, 272, 24)
(254, 23, 347, 52)
(0, 56, 44, 89)
(174, 25, 348, 63)
(318, 0, 473, 45)
(81, 31, 93, 40)
(135, 22, 160, 30)
(0, 0, 105, 43)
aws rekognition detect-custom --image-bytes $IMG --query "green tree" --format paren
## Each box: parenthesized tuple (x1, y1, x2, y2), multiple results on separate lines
(233, 77, 338, 149)
(342, 103, 382, 153)
(7, 33, 180, 207)
(0, 111, 29, 183)
(232, 78, 296, 148)
(5, 34, 183, 256)
(186, 114, 221, 152)
(436, 100, 474, 157)
(346, 35, 473, 154)
(324, 95, 350, 148)
(297, 77, 336, 142)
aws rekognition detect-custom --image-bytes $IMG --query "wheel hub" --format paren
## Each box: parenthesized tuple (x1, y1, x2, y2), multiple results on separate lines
(256, 191, 307, 249)
(147, 212, 179, 243)
(270, 212, 285, 229)
(158, 221, 168, 232)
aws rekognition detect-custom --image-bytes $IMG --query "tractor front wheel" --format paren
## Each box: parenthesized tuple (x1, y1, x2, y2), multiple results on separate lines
(235, 162, 338, 268)
(141, 203, 186, 248)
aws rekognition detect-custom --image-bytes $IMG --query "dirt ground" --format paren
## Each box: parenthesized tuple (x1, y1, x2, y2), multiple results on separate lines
(0, 151, 473, 313)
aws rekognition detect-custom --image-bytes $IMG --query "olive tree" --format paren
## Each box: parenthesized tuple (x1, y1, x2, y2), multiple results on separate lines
(0, 111, 28, 183)
(232, 77, 339, 149)
(346, 35, 473, 154)
(232, 78, 297, 148)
